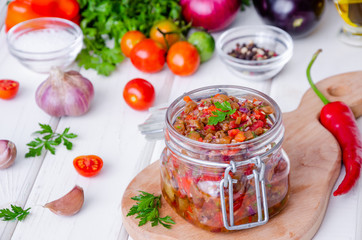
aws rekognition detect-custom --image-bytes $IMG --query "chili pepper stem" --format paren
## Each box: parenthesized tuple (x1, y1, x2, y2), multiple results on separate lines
(306, 49, 330, 105)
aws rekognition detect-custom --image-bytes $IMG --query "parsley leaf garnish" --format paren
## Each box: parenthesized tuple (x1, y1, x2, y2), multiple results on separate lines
(25, 123, 77, 158)
(208, 101, 236, 125)
(127, 191, 175, 229)
(0, 205, 31, 221)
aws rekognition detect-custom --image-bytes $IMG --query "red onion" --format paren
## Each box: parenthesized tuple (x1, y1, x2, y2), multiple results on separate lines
(180, 0, 241, 32)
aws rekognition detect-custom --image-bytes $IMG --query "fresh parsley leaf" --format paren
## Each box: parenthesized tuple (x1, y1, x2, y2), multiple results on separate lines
(0, 205, 31, 221)
(25, 123, 78, 158)
(240, 0, 251, 11)
(208, 101, 236, 125)
(127, 191, 175, 229)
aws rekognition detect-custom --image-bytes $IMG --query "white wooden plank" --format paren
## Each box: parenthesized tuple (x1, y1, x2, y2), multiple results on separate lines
(150, 140, 166, 164)
(117, 225, 129, 240)
(0, 1, 361, 240)
(0, 0, 8, 29)
(0, 28, 54, 238)
(10, 59, 176, 240)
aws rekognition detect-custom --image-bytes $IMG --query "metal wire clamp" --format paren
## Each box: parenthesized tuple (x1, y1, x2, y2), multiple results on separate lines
(219, 157, 269, 230)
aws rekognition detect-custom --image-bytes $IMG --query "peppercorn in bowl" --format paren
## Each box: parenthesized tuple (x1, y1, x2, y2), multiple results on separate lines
(216, 25, 293, 81)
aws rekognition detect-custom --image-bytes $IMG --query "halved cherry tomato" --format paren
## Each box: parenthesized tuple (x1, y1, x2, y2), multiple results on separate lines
(120, 30, 146, 57)
(73, 155, 103, 177)
(0, 80, 19, 100)
(167, 41, 200, 76)
(123, 78, 155, 111)
(150, 19, 180, 49)
(130, 39, 166, 73)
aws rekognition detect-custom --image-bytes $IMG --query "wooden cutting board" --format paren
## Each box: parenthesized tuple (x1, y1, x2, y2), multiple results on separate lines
(121, 72, 362, 240)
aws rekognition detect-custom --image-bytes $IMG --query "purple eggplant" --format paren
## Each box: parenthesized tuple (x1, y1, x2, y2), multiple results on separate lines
(253, 0, 325, 38)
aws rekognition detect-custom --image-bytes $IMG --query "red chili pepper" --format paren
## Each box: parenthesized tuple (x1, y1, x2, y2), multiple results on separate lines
(307, 49, 362, 196)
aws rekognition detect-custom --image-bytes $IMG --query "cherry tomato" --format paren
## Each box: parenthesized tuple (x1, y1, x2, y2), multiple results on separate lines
(150, 19, 181, 49)
(123, 78, 155, 111)
(0, 80, 19, 100)
(130, 39, 166, 73)
(73, 155, 103, 177)
(120, 30, 146, 57)
(167, 41, 200, 76)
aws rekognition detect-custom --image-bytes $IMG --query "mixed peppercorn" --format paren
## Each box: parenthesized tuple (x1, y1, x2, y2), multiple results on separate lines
(228, 41, 278, 61)
(173, 94, 274, 144)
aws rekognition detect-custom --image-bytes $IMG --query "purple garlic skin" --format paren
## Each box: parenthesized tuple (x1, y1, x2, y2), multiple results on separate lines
(0, 140, 17, 169)
(36, 67, 94, 117)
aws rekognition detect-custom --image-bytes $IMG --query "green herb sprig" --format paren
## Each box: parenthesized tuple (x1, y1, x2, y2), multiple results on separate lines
(25, 123, 77, 158)
(77, 0, 184, 76)
(240, 0, 251, 11)
(208, 101, 236, 125)
(0, 205, 31, 221)
(127, 191, 175, 229)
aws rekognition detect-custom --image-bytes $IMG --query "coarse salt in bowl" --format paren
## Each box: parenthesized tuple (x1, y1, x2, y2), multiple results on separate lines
(7, 17, 83, 73)
(216, 25, 293, 81)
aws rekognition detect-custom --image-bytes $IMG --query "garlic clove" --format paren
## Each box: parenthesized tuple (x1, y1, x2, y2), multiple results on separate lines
(0, 140, 17, 169)
(44, 185, 84, 216)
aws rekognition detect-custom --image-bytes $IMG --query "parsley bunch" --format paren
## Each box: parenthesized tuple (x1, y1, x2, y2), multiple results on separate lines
(127, 191, 175, 229)
(25, 123, 77, 158)
(77, 0, 183, 76)
(0, 205, 31, 221)
(208, 101, 236, 125)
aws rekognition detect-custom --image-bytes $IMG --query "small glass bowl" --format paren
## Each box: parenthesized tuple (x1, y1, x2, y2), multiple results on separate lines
(7, 17, 83, 73)
(216, 25, 293, 81)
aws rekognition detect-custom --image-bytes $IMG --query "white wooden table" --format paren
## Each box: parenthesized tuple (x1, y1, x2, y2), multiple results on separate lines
(1, 2, 362, 240)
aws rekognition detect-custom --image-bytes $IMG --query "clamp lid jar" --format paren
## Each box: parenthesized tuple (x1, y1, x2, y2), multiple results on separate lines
(160, 85, 290, 232)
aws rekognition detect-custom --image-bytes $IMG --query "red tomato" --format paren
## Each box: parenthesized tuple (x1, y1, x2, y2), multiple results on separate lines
(73, 155, 103, 177)
(130, 39, 166, 73)
(0, 80, 19, 100)
(167, 41, 200, 76)
(150, 19, 181, 49)
(120, 31, 146, 57)
(123, 78, 155, 111)
(250, 120, 265, 131)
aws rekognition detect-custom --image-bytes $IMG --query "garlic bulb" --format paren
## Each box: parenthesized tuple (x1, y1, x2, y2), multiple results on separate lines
(35, 67, 94, 117)
(0, 140, 17, 169)
(44, 185, 84, 216)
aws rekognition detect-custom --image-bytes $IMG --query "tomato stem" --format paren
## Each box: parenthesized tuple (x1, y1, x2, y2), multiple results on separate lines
(306, 49, 330, 105)
(157, 27, 181, 50)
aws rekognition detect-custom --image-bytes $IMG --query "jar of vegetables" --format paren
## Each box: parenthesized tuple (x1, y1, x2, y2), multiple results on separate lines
(160, 85, 290, 232)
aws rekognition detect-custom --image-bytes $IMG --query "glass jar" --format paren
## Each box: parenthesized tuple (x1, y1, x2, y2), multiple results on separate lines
(160, 85, 290, 232)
